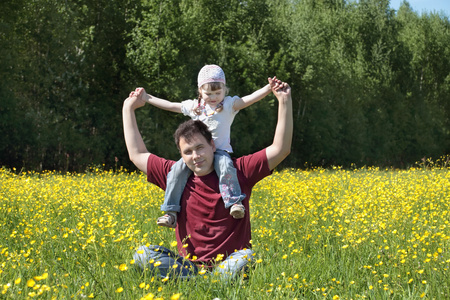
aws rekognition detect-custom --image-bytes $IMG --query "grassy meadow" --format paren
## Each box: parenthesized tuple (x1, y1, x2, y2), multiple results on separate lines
(0, 162, 449, 299)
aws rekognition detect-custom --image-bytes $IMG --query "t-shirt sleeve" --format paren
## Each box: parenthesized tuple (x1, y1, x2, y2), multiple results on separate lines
(235, 148, 272, 187)
(223, 95, 241, 114)
(180, 99, 195, 117)
(146, 154, 175, 190)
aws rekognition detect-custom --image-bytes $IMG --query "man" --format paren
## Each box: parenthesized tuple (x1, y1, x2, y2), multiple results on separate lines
(122, 79, 293, 279)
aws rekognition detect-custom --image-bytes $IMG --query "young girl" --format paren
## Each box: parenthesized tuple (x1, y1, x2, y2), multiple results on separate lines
(132, 65, 280, 228)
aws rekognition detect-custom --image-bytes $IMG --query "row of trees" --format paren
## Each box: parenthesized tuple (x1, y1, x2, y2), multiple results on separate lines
(1, 0, 449, 171)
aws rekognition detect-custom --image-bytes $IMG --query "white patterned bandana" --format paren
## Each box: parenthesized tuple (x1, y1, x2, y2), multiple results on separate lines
(197, 65, 226, 87)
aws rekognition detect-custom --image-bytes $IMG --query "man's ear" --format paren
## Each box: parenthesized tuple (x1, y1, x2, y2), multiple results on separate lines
(211, 139, 216, 152)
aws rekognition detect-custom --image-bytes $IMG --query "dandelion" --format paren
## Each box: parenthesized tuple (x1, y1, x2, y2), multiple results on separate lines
(118, 264, 128, 271)
(116, 287, 123, 293)
(15, 278, 21, 285)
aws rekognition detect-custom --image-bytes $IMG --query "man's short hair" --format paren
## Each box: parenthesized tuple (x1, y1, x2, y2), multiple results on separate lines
(174, 120, 213, 151)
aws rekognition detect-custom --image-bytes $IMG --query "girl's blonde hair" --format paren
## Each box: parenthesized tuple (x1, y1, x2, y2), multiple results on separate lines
(194, 82, 229, 115)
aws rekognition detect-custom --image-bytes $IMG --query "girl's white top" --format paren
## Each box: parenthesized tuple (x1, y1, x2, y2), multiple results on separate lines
(180, 95, 240, 153)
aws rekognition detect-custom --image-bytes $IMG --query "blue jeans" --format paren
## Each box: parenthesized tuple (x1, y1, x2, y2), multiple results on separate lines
(160, 149, 246, 212)
(133, 245, 254, 280)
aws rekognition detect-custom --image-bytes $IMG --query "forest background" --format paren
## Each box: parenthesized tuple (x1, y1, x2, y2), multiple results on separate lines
(1, 0, 449, 172)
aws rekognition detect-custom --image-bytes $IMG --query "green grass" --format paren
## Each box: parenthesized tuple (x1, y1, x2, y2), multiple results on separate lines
(0, 166, 449, 299)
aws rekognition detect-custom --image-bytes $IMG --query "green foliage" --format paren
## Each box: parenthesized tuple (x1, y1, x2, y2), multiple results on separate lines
(0, 0, 449, 170)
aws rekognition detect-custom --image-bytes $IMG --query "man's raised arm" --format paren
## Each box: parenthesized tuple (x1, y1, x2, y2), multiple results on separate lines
(265, 82, 293, 170)
(122, 94, 151, 173)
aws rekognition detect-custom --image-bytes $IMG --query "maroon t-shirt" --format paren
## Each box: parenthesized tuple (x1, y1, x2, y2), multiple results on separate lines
(146, 149, 272, 264)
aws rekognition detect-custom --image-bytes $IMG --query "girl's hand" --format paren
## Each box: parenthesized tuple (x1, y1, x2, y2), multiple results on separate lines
(268, 76, 284, 91)
(130, 87, 148, 102)
(125, 88, 147, 110)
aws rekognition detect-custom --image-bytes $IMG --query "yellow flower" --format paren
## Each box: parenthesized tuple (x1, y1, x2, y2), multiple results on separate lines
(171, 293, 182, 300)
(118, 264, 128, 271)
(15, 278, 21, 285)
(116, 287, 123, 293)
(27, 279, 36, 287)
(139, 282, 145, 288)
(34, 273, 48, 281)
(215, 254, 224, 261)
(140, 293, 155, 300)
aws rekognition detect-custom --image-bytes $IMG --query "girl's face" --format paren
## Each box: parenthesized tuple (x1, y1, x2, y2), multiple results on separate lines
(199, 83, 226, 108)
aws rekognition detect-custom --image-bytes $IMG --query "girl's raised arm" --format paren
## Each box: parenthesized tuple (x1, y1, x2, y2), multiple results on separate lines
(133, 88, 182, 113)
(233, 77, 280, 111)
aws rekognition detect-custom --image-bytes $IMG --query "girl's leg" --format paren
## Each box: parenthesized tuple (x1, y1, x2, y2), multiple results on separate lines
(158, 158, 191, 227)
(133, 245, 198, 280)
(214, 249, 255, 280)
(161, 158, 191, 212)
(214, 150, 246, 209)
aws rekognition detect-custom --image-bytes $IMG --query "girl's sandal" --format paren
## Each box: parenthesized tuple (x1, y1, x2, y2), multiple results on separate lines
(157, 212, 177, 228)
(230, 203, 245, 219)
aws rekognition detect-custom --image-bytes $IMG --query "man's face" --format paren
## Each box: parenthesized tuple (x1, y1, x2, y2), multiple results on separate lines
(179, 133, 216, 176)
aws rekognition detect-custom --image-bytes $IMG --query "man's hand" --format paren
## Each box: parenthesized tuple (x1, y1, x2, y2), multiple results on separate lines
(125, 89, 147, 110)
(272, 82, 291, 101)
